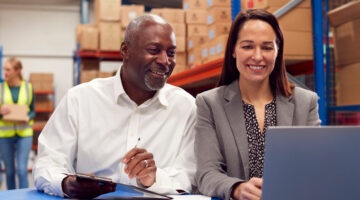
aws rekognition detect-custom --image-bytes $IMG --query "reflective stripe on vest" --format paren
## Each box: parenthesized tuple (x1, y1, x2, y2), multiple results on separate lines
(0, 81, 34, 138)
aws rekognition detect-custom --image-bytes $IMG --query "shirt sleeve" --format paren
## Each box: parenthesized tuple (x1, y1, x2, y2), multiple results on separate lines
(33, 92, 78, 197)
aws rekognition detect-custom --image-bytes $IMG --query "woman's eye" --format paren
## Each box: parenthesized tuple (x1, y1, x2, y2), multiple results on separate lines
(241, 45, 253, 50)
(263, 46, 274, 51)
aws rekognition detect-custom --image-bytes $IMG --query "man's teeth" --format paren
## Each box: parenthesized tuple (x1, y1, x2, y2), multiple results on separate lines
(152, 71, 166, 75)
(249, 65, 263, 70)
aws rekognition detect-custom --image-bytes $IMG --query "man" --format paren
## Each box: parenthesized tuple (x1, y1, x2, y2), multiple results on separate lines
(33, 14, 196, 199)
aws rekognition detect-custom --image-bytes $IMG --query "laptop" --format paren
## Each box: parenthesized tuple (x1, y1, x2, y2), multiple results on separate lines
(262, 126, 360, 200)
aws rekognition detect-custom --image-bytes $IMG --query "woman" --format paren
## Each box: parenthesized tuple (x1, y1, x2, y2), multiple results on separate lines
(0, 57, 35, 189)
(194, 9, 321, 200)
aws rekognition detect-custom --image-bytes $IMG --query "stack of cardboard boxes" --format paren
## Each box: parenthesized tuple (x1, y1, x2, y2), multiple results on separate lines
(150, 0, 231, 74)
(77, 0, 145, 83)
(150, 8, 187, 74)
(328, 1, 360, 106)
(29, 73, 55, 150)
(183, 0, 232, 69)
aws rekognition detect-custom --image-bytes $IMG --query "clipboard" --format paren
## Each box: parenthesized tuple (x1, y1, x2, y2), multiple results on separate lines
(2, 104, 28, 122)
(67, 173, 172, 200)
(96, 183, 173, 199)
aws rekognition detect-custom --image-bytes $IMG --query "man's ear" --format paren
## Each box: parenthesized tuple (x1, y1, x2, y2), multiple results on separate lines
(120, 42, 129, 59)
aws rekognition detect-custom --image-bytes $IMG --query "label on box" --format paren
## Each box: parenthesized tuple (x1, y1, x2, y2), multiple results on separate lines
(188, 40, 194, 49)
(207, 15, 213, 25)
(209, 29, 215, 39)
(202, 48, 208, 58)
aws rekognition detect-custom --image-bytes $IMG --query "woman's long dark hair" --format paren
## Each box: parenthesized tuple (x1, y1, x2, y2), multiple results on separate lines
(218, 9, 293, 97)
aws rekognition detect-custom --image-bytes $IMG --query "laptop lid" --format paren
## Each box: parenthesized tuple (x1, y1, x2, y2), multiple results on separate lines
(262, 126, 360, 200)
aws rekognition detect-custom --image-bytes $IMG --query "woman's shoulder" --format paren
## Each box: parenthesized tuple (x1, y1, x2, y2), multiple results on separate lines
(292, 86, 318, 98)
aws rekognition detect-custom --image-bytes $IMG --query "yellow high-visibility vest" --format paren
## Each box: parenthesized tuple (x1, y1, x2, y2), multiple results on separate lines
(0, 81, 34, 138)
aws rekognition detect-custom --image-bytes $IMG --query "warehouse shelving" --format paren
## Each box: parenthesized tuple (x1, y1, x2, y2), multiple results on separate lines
(168, 0, 328, 124)
(32, 88, 55, 152)
(73, 47, 122, 85)
(73, 0, 359, 125)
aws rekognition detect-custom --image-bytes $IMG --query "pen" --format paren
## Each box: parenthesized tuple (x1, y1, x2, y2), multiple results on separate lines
(134, 137, 140, 148)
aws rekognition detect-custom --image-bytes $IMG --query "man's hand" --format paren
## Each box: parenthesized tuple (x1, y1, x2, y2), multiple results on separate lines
(61, 174, 116, 199)
(122, 148, 157, 187)
(232, 177, 262, 200)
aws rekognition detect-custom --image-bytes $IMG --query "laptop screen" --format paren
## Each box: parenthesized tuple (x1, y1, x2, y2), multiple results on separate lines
(262, 126, 360, 200)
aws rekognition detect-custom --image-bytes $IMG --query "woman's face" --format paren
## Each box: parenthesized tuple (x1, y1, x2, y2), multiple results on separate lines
(3, 61, 19, 82)
(233, 19, 278, 85)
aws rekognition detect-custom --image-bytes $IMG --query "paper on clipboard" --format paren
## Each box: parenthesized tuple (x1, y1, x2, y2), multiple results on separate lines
(3, 104, 28, 122)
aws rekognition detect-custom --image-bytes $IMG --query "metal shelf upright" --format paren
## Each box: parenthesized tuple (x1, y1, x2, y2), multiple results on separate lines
(312, 0, 326, 124)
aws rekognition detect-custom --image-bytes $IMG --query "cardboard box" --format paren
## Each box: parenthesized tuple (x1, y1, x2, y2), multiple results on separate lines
(185, 9, 208, 24)
(208, 23, 231, 40)
(97, 71, 113, 78)
(243, 0, 311, 10)
(151, 8, 185, 23)
(332, 19, 360, 67)
(187, 35, 208, 51)
(283, 30, 313, 61)
(119, 5, 145, 28)
(176, 52, 187, 66)
(77, 24, 99, 50)
(171, 23, 186, 37)
(187, 25, 208, 36)
(29, 73, 54, 91)
(81, 70, 98, 83)
(183, 0, 208, 10)
(328, 0, 360, 27)
(81, 59, 100, 71)
(34, 99, 54, 110)
(176, 37, 186, 52)
(207, 6, 231, 25)
(207, 35, 227, 61)
(328, 1, 360, 67)
(267, 7, 312, 32)
(99, 22, 122, 51)
(200, 43, 209, 63)
(94, 0, 121, 23)
(337, 62, 360, 106)
(3, 104, 28, 122)
(207, 0, 231, 7)
(187, 47, 203, 66)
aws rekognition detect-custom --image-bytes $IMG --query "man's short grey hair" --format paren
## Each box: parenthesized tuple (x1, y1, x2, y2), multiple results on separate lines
(123, 14, 169, 45)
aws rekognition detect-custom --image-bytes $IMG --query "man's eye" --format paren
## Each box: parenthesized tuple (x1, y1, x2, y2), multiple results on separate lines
(167, 50, 176, 57)
(148, 49, 159, 54)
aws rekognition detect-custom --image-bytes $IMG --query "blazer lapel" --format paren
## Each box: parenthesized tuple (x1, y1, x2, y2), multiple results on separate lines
(276, 94, 294, 126)
(224, 81, 250, 179)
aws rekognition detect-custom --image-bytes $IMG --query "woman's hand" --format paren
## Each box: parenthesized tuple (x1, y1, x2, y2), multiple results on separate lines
(232, 177, 263, 200)
(0, 105, 11, 115)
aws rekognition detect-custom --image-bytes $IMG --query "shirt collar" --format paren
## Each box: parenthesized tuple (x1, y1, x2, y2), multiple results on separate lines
(113, 65, 169, 108)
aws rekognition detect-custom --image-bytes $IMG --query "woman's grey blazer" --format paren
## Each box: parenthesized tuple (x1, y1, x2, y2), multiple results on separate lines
(194, 80, 321, 200)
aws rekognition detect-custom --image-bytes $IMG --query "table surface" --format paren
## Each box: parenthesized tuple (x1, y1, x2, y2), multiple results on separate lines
(0, 186, 214, 200)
